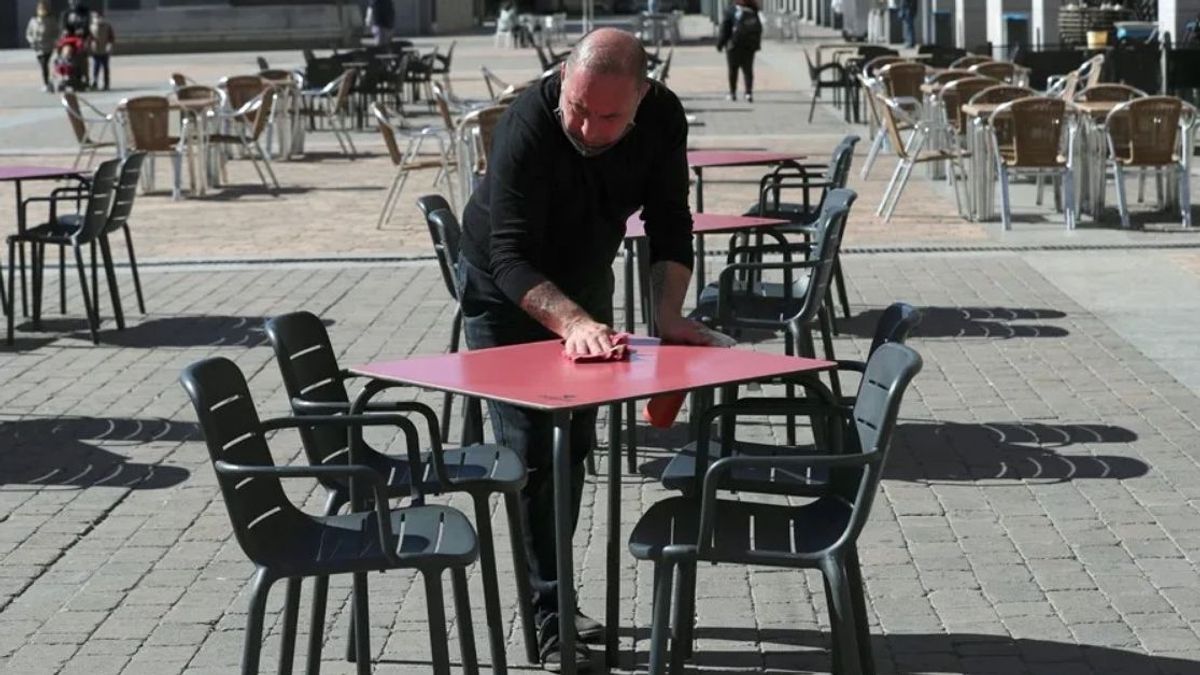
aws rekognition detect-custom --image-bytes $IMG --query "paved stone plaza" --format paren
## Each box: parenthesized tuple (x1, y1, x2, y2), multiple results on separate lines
(2, 21, 1200, 675)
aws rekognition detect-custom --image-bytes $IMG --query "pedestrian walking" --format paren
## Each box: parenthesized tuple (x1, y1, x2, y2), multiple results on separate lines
(25, 0, 58, 93)
(716, 0, 763, 102)
(88, 9, 115, 91)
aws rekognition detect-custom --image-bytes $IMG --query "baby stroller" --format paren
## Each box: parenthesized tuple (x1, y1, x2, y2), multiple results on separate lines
(53, 35, 89, 92)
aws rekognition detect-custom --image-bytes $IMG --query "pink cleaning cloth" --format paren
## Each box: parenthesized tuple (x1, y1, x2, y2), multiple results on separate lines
(563, 332, 632, 363)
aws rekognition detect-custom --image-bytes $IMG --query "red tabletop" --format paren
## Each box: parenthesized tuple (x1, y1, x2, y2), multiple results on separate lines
(0, 166, 83, 182)
(350, 338, 834, 412)
(686, 150, 807, 169)
(625, 211, 790, 239)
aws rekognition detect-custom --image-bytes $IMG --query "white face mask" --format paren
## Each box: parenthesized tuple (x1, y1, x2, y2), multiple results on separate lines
(555, 106, 636, 158)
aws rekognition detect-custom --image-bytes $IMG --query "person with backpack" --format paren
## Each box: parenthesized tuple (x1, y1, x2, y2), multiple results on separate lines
(717, 0, 762, 102)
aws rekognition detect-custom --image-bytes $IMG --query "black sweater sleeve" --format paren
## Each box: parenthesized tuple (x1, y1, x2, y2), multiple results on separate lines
(485, 113, 552, 306)
(640, 88, 694, 271)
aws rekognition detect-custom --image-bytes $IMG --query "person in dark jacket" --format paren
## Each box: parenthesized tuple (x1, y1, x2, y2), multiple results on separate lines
(61, 0, 91, 39)
(459, 27, 725, 672)
(366, 0, 395, 47)
(716, 0, 762, 102)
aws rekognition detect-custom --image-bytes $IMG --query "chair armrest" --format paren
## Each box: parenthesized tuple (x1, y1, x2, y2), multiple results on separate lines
(725, 242, 815, 258)
(213, 459, 403, 565)
(259, 413, 429, 502)
(691, 401, 875, 552)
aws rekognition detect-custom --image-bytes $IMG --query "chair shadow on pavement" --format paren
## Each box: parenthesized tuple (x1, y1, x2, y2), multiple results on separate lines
(634, 420, 1145, 484)
(888, 420, 1146, 482)
(0, 416, 193, 490)
(844, 306, 1069, 339)
(70, 315, 332, 348)
(614, 626, 1200, 674)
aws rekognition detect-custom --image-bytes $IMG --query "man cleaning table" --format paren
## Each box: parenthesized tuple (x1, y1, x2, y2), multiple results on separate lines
(457, 27, 725, 672)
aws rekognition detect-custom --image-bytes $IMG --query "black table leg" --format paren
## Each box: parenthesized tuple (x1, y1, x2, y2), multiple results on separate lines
(604, 402, 621, 666)
(551, 411, 577, 675)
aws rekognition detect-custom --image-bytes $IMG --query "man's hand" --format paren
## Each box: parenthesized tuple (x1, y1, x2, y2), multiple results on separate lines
(563, 318, 616, 358)
(658, 316, 733, 347)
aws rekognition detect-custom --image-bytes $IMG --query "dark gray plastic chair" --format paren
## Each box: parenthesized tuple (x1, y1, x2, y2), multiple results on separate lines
(415, 194, 471, 443)
(7, 157, 121, 345)
(179, 356, 480, 675)
(659, 301, 922, 494)
(629, 342, 923, 675)
(693, 188, 855, 444)
(263, 311, 537, 670)
(742, 135, 860, 320)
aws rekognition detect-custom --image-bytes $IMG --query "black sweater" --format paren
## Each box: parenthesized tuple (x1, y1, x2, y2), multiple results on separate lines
(460, 71, 694, 307)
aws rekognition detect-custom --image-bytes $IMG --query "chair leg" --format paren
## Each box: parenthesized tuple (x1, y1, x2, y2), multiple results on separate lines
(441, 307, 462, 443)
(844, 547, 876, 675)
(833, 254, 851, 319)
(1137, 167, 1147, 203)
(818, 307, 842, 400)
(376, 169, 404, 229)
(241, 567, 275, 675)
(671, 561, 696, 665)
(808, 89, 820, 123)
(6, 239, 15, 345)
(471, 495, 509, 674)
(1035, 173, 1045, 206)
(861, 129, 885, 179)
(121, 225, 146, 314)
(647, 561, 675, 675)
(170, 152, 183, 201)
(344, 572, 370, 673)
(997, 165, 1013, 231)
(31, 243, 42, 329)
(59, 246, 66, 315)
(1114, 163, 1132, 229)
(821, 557, 863, 675)
(450, 567, 480, 675)
(98, 236, 125, 331)
(882, 158, 917, 222)
(278, 577, 301, 675)
(255, 141, 281, 190)
(423, 570, 452, 675)
(1063, 167, 1076, 232)
(1180, 164, 1192, 228)
(73, 243, 99, 344)
(90, 241, 98, 320)
(502, 492, 539, 665)
(876, 158, 906, 218)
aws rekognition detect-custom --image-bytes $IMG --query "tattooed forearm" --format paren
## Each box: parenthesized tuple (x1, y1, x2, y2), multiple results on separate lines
(518, 280, 592, 336)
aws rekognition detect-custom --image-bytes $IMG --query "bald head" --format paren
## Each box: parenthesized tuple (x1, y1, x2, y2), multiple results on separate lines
(565, 28, 648, 83)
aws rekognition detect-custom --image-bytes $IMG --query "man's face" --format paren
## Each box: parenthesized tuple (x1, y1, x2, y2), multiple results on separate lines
(558, 64, 647, 153)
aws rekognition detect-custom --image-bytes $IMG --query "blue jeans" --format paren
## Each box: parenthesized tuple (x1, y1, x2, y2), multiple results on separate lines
(899, 8, 917, 48)
(457, 257, 614, 625)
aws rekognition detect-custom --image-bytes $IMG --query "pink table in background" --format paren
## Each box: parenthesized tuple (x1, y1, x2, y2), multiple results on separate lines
(350, 339, 834, 673)
(0, 166, 87, 315)
(685, 151, 807, 298)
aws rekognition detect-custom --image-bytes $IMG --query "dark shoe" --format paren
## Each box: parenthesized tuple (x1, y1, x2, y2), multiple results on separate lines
(575, 610, 605, 644)
(745, 93, 754, 103)
(538, 615, 596, 673)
